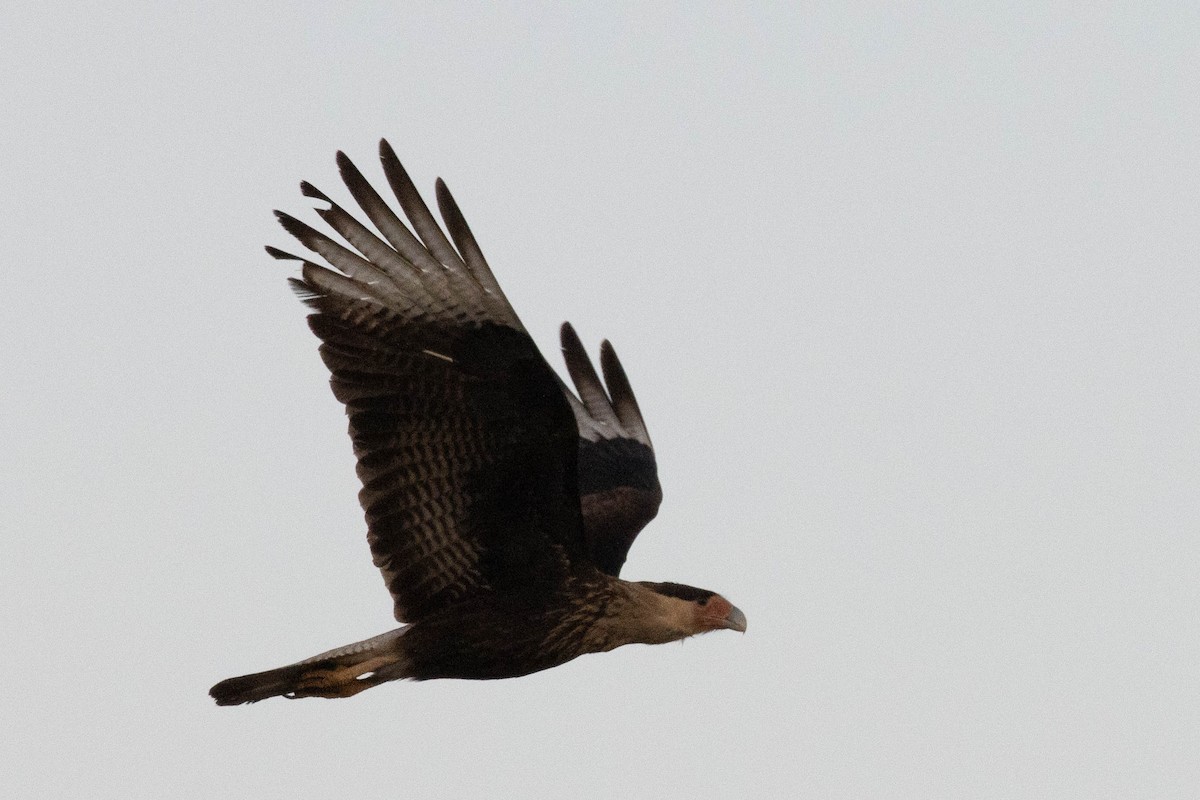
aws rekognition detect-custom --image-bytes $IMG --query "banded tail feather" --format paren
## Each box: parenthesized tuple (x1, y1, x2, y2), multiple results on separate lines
(210, 628, 409, 705)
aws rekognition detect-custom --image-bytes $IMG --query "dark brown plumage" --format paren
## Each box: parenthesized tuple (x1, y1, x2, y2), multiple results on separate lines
(209, 141, 744, 705)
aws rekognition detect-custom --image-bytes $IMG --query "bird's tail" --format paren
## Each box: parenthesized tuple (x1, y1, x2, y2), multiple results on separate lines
(209, 627, 410, 705)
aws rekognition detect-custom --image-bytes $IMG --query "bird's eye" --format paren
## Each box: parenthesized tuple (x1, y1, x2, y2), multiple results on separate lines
(698, 598, 709, 607)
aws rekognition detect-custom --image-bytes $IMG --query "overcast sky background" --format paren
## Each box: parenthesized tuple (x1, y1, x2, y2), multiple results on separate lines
(3, 3, 1197, 798)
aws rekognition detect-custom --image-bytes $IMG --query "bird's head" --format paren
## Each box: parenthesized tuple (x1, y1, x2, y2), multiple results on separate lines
(634, 581, 747, 639)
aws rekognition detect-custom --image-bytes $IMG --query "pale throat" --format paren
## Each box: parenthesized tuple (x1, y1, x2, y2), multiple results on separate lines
(598, 581, 700, 647)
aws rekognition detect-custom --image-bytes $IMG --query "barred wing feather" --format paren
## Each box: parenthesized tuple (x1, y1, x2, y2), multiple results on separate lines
(269, 140, 584, 622)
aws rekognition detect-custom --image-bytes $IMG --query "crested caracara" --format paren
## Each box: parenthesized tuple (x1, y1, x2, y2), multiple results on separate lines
(209, 141, 745, 705)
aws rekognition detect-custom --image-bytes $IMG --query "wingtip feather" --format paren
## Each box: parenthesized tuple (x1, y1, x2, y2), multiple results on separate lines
(300, 181, 332, 203)
(599, 340, 652, 446)
(559, 321, 585, 357)
(335, 150, 357, 179)
(274, 210, 321, 247)
(434, 179, 462, 230)
(265, 245, 300, 261)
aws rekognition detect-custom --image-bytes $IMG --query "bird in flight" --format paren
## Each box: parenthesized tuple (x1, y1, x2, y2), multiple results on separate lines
(210, 141, 745, 705)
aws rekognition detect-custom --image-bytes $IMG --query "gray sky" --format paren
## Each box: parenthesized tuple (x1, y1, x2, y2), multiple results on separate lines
(4, 2, 1197, 797)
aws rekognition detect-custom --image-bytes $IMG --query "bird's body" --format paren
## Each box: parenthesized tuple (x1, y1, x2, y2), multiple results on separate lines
(210, 142, 744, 705)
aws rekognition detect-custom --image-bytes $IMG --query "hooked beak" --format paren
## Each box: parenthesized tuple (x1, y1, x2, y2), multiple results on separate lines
(718, 604, 747, 633)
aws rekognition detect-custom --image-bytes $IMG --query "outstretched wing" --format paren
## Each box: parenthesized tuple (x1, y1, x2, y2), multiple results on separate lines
(270, 140, 584, 623)
(558, 323, 662, 576)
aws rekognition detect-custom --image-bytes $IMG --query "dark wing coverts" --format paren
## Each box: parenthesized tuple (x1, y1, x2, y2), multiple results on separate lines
(270, 141, 584, 623)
